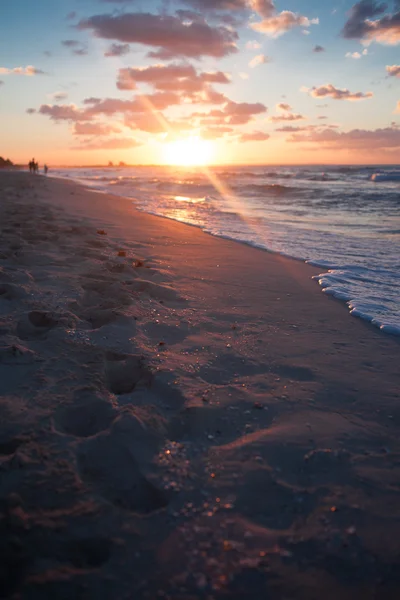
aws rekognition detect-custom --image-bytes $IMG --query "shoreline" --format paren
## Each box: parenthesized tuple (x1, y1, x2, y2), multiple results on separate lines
(51, 170, 400, 337)
(1, 171, 400, 599)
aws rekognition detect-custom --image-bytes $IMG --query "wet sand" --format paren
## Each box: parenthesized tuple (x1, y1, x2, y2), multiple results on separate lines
(1, 171, 400, 600)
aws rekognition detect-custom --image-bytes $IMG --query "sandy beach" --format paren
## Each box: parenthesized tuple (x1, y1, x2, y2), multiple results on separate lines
(1, 171, 400, 600)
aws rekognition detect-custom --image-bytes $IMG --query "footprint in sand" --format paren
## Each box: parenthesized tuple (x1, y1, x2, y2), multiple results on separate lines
(0, 437, 23, 455)
(78, 414, 168, 513)
(129, 279, 183, 303)
(104, 351, 152, 395)
(273, 364, 316, 382)
(0, 344, 36, 365)
(65, 537, 112, 568)
(0, 283, 27, 301)
(54, 396, 118, 438)
(81, 308, 124, 330)
(16, 311, 58, 340)
(17, 310, 58, 339)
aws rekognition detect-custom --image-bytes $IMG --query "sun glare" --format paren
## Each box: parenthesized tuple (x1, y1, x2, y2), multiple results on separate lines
(163, 136, 215, 166)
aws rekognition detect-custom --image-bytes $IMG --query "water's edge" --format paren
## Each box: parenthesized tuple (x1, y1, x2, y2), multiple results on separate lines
(50, 172, 400, 337)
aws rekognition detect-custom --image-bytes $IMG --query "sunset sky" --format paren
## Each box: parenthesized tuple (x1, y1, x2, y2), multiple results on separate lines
(1, 0, 399, 165)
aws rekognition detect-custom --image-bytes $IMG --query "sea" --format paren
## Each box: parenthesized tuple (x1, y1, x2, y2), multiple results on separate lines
(52, 165, 400, 336)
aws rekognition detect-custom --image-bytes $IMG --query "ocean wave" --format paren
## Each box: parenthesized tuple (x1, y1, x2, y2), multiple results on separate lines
(241, 183, 300, 195)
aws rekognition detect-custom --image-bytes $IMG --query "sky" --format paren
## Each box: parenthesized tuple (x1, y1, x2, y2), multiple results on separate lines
(0, 0, 399, 166)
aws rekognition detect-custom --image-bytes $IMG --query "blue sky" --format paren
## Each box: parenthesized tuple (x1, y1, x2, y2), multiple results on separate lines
(0, 0, 399, 164)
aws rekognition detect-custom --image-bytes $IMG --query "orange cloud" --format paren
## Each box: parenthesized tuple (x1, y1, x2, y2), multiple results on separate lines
(0, 65, 45, 75)
(303, 83, 373, 101)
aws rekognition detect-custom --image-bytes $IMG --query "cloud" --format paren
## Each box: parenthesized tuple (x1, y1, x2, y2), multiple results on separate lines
(38, 104, 86, 122)
(288, 125, 400, 151)
(117, 63, 198, 90)
(249, 53, 269, 68)
(342, 1, 387, 38)
(83, 92, 182, 118)
(49, 91, 68, 101)
(72, 137, 141, 150)
(78, 12, 238, 59)
(239, 72, 249, 79)
(346, 48, 368, 58)
(275, 125, 313, 132)
(240, 130, 270, 141)
(313, 44, 325, 52)
(303, 83, 373, 101)
(26, 108, 36, 114)
(83, 97, 102, 105)
(192, 99, 267, 127)
(73, 122, 121, 135)
(62, 40, 81, 47)
(0, 80, 3, 86)
(395, 100, 400, 113)
(387, 64, 400, 77)
(269, 112, 305, 122)
(62, 40, 88, 55)
(342, 1, 400, 46)
(246, 40, 262, 50)
(224, 100, 267, 124)
(66, 11, 77, 20)
(202, 125, 235, 139)
(116, 63, 230, 107)
(276, 102, 292, 111)
(105, 43, 130, 57)
(252, 11, 319, 38)
(0, 65, 46, 76)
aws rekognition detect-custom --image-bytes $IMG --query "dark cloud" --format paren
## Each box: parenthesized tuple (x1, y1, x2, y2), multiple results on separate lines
(26, 108, 36, 114)
(83, 97, 102, 105)
(105, 43, 130, 57)
(313, 44, 325, 52)
(62, 40, 80, 47)
(62, 40, 88, 55)
(342, 1, 388, 39)
(342, 1, 400, 45)
(50, 91, 68, 101)
(77, 12, 238, 59)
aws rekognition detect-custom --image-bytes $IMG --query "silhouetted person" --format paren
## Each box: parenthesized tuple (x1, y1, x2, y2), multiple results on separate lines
(29, 159, 34, 173)
(44, 164, 48, 175)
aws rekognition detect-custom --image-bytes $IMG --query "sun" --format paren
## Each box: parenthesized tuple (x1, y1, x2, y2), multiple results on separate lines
(163, 136, 215, 167)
